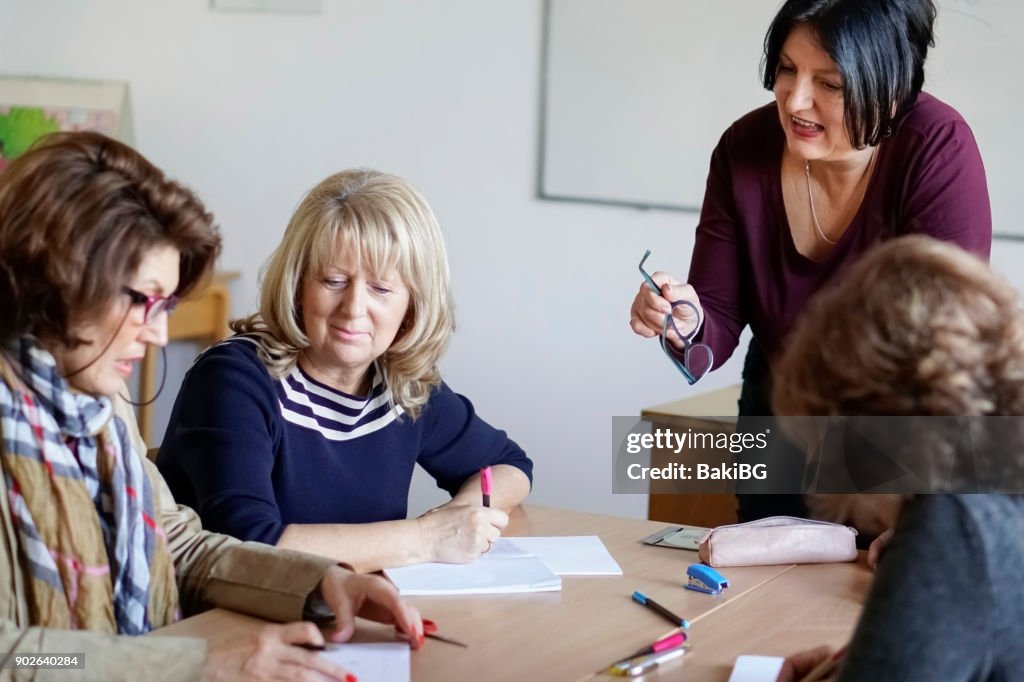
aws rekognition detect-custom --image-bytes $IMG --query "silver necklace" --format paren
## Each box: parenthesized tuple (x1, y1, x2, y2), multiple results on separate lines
(804, 160, 837, 245)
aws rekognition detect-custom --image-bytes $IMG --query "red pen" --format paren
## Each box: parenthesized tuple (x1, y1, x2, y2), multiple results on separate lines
(480, 466, 493, 507)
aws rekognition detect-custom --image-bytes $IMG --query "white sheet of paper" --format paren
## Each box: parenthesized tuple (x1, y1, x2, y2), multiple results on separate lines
(502, 536, 623, 575)
(384, 548, 561, 595)
(728, 655, 785, 682)
(319, 643, 409, 682)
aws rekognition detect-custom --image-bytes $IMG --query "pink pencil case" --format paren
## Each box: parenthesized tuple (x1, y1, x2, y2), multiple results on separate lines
(697, 516, 858, 567)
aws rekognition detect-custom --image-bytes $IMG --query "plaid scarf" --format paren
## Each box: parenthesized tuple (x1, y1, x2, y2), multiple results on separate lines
(0, 337, 178, 634)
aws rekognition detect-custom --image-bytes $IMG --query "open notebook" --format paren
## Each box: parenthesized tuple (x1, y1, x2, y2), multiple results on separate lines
(384, 536, 621, 595)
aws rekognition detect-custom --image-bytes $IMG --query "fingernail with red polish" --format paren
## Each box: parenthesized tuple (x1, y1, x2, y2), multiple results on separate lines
(345, 674, 358, 682)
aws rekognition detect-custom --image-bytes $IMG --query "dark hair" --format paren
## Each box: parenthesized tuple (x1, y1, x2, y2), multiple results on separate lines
(0, 131, 222, 347)
(761, 0, 937, 149)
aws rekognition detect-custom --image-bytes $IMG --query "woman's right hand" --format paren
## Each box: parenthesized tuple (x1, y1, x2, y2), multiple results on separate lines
(629, 272, 703, 349)
(200, 621, 352, 682)
(417, 504, 509, 564)
(775, 645, 835, 682)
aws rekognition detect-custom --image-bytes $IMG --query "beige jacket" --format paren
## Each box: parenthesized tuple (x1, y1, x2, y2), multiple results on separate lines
(0, 391, 339, 681)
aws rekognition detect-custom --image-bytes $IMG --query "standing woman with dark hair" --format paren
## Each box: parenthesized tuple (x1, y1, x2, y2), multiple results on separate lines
(0, 132, 421, 680)
(628, 0, 991, 523)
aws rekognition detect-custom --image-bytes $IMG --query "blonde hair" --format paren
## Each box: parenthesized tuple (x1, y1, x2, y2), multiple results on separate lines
(233, 169, 454, 419)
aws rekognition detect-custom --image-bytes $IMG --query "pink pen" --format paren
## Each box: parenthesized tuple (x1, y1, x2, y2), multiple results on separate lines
(622, 631, 687, 661)
(480, 466, 493, 507)
(599, 631, 688, 674)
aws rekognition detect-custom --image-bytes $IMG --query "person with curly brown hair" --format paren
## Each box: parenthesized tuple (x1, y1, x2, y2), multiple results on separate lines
(773, 235, 1024, 681)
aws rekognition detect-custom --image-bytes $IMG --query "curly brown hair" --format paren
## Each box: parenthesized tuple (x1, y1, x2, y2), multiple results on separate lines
(0, 131, 221, 348)
(773, 235, 1024, 417)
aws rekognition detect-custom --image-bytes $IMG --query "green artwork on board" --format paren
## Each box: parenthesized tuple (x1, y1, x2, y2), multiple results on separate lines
(0, 106, 60, 161)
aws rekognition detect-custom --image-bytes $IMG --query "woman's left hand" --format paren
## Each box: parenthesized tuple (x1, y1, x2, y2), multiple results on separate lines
(317, 567, 425, 648)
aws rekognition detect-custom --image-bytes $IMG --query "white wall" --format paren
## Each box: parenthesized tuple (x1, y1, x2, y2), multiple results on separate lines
(3, 0, 1021, 520)
(1, 0, 753, 520)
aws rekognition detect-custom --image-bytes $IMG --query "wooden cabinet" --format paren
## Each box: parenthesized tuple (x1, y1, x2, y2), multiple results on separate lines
(641, 385, 741, 528)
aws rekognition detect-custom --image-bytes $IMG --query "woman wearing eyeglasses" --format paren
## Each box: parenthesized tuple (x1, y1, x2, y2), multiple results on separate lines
(156, 169, 532, 573)
(628, 0, 991, 524)
(0, 132, 422, 680)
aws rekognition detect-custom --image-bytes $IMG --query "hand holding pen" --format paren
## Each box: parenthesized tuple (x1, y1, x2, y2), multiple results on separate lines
(774, 645, 845, 682)
(797, 645, 846, 682)
(415, 504, 508, 563)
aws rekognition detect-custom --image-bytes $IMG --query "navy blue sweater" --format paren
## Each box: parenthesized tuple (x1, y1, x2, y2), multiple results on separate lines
(157, 337, 533, 544)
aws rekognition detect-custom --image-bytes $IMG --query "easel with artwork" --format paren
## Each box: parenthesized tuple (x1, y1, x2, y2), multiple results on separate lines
(0, 76, 133, 170)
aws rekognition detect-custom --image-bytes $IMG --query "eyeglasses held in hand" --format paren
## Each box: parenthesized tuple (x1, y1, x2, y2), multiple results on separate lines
(122, 286, 180, 325)
(638, 250, 713, 385)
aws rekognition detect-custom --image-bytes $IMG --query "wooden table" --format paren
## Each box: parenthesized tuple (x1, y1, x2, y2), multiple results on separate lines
(152, 505, 868, 681)
(642, 385, 742, 528)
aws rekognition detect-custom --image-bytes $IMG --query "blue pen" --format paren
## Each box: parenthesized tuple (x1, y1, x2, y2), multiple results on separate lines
(632, 590, 690, 629)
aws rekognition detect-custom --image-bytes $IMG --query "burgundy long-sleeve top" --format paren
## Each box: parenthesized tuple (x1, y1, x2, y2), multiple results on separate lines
(689, 93, 992, 369)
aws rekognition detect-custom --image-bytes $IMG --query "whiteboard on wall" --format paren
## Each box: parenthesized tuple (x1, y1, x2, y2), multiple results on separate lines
(540, 0, 1024, 237)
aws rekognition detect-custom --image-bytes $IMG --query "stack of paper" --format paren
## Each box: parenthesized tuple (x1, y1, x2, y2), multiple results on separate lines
(504, 535, 622, 575)
(383, 535, 621, 595)
(384, 540, 560, 595)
